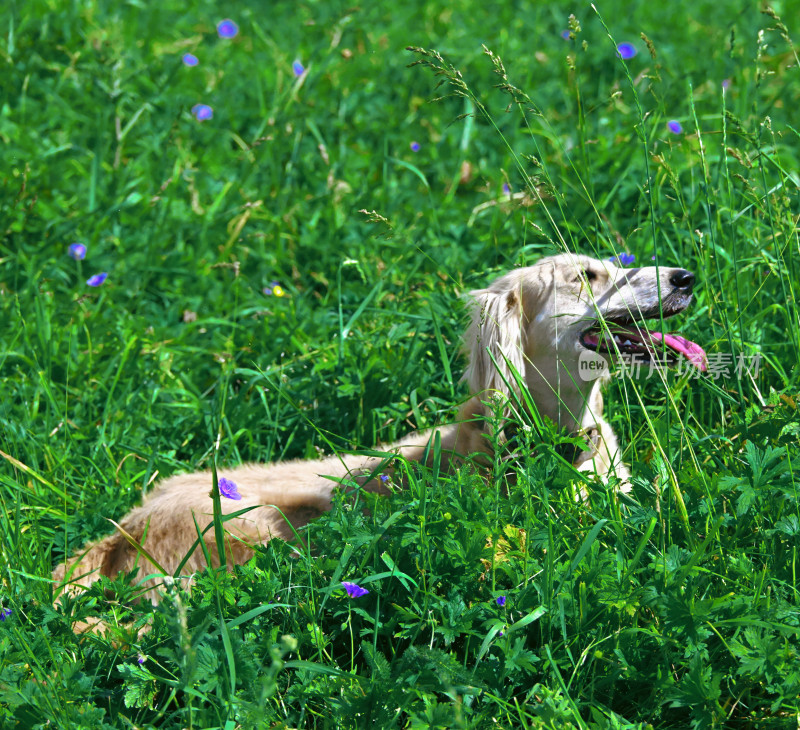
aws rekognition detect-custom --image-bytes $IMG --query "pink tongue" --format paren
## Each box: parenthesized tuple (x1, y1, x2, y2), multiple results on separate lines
(650, 331, 708, 371)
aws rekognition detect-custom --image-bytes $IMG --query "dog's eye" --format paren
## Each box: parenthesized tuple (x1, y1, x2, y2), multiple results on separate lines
(572, 268, 598, 286)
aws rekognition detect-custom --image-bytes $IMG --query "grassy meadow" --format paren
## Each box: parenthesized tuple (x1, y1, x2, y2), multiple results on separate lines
(3, 0, 800, 726)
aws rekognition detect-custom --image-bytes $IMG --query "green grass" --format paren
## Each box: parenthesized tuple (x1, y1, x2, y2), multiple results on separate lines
(2, 0, 800, 727)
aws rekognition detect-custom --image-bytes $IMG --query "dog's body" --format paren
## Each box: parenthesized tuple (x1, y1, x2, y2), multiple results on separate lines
(54, 254, 705, 603)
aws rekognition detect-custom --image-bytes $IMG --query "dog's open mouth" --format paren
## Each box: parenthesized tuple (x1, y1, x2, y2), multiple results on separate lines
(580, 322, 708, 371)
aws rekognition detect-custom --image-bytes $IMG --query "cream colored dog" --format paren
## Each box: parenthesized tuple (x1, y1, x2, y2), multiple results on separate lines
(54, 253, 705, 603)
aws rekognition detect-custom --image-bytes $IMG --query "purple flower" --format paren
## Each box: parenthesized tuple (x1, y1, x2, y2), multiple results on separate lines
(219, 477, 242, 501)
(496, 595, 507, 607)
(292, 60, 305, 76)
(86, 272, 108, 287)
(617, 43, 637, 60)
(561, 30, 571, 40)
(182, 53, 199, 67)
(0, 608, 11, 621)
(667, 120, 683, 134)
(342, 581, 369, 598)
(68, 242, 86, 260)
(217, 19, 239, 39)
(137, 654, 146, 665)
(191, 104, 213, 121)
(263, 287, 273, 296)
(722, 78, 731, 89)
(380, 474, 390, 483)
(609, 252, 635, 266)
(651, 255, 656, 260)
(502, 183, 510, 195)
(410, 141, 420, 152)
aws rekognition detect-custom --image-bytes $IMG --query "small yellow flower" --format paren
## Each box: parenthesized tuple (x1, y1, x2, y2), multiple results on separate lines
(272, 285, 286, 297)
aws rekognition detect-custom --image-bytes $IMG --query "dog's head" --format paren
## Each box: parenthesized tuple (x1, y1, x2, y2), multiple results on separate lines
(463, 253, 706, 425)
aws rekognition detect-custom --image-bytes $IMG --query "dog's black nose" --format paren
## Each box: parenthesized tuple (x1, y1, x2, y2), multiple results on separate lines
(669, 269, 695, 290)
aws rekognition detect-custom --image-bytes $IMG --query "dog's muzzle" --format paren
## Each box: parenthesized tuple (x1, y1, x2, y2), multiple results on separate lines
(579, 268, 707, 371)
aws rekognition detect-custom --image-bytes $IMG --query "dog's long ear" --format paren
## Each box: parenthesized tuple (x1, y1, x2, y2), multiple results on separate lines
(462, 285, 525, 401)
